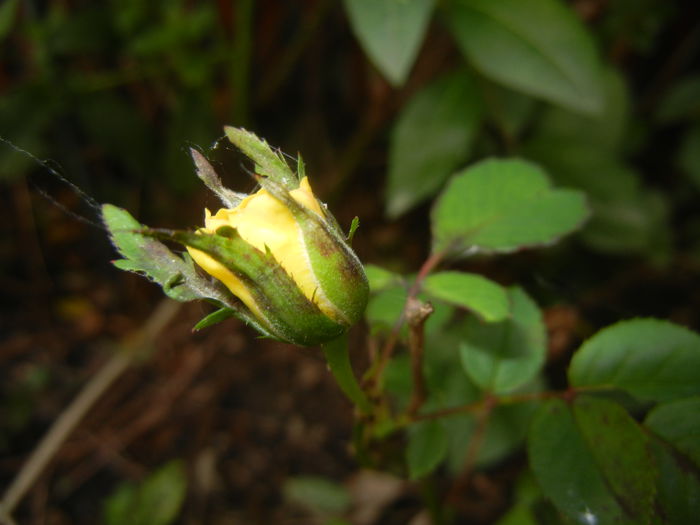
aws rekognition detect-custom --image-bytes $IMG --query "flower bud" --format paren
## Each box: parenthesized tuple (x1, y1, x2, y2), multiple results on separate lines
(178, 128, 369, 346)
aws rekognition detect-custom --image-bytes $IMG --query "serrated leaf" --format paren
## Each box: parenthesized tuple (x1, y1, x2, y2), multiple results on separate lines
(528, 398, 654, 525)
(446, 0, 604, 114)
(386, 70, 481, 217)
(458, 287, 545, 393)
(406, 420, 448, 479)
(431, 158, 588, 256)
(423, 271, 508, 322)
(645, 396, 700, 468)
(569, 318, 700, 403)
(343, 0, 435, 86)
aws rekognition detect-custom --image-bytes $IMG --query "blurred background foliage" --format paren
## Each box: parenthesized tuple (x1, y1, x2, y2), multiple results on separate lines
(2, 0, 700, 523)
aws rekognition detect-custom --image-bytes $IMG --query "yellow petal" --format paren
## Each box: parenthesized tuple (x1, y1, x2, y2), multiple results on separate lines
(190, 177, 337, 320)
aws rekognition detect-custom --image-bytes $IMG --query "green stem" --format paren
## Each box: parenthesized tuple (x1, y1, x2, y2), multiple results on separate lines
(322, 335, 372, 415)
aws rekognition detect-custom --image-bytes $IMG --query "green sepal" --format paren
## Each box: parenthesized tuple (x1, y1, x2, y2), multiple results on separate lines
(102, 204, 278, 338)
(255, 175, 370, 327)
(189, 148, 244, 208)
(224, 126, 299, 189)
(147, 227, 346, 346)
(347, 217, 360, 243)
(193, 307, 237, 331)
(103, 204, 223, 304)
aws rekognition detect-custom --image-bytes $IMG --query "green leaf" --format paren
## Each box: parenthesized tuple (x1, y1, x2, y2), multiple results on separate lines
(343, 0, 435, 86)
(445, 0, 604, 114)
(528, 397, 655, 525)
(531, 67, 630, 152)
(406, 420, 449, 479)
(645, 396, 700, 468)
(104, 460, 187, 525)
(444, 397, 538, 472)
(364, 264, 403, 292)
(459, 287, 545, 393)
(569, 318, 700, 403)
(571, 397, 656, 520)
(481, 81, 537, 139)
(431, 158, 589, 256)
(386, 70, 482, 217)
(365, 284, 407, 335)
(647, 436, 700, 525)
(423, 271, 508, 322)
(523, 139, 671, 258)
(283, 476, 351, 515)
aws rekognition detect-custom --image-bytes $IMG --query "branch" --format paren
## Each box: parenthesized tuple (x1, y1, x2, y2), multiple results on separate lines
(406, 297, 434, 417)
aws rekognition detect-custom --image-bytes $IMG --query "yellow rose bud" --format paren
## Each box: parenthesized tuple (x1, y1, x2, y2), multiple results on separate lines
(177, 128, 369, 345)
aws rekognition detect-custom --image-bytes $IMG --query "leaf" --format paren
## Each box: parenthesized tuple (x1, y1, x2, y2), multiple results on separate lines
(523, 140, 671, 258)
(444, 397, 538, 472)
(645, 396, 700, 468)
(283, 476, 351, 515)
(406, 420, 449, 479)
(104, 460, 187, 525)
(481, 81, 537, 139)
(343, 0, 435, 86)
(423, 271, 508, 322)
(364, 264, 403, 292)
(431, 158, 589, 256)
(459, 287, 545, 393)
(571, 397, 656, 520)
(569, 318, 700, 403)
(365, 284, 407, 335)
(445, 0, 604, 114)
(386, 70, 482, 217)
(647, 436, 700, 525)
(528, 397, 655, 525)
(531, 67, 630, 152)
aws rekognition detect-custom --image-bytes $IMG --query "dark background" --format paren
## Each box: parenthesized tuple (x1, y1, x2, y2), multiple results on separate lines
(2, 0, 700, 523)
